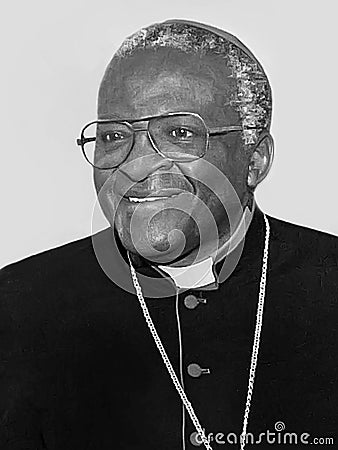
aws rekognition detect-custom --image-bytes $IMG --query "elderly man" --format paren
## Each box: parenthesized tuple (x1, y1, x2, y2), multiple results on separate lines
(0, 19, 337, 450)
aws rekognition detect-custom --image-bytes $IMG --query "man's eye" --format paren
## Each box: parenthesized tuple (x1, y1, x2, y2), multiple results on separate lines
(101, 131, 127, 142)
(170, 127, 194, 140)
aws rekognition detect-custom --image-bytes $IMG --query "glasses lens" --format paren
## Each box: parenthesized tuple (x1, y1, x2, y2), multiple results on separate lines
(148, 114, 207, 161)
(82, 121, 133, 169)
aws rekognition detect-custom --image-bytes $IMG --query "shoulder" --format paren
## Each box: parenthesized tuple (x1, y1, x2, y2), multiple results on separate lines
(0, 236, 109, 357)
(264, 213, 338, 318)
(0, 233, 118, 309)
(0, 235, 97, 294)
(1, 234, 93, 276)
(267, 213, 338, 270)
(0, 237, 101, 441)
(264, 213, 338, 328)
(267, 212, 338, 246)
(263, 216, 338, 387)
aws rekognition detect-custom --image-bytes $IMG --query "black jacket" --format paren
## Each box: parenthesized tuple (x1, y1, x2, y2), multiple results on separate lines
(0, 208, 337, 449)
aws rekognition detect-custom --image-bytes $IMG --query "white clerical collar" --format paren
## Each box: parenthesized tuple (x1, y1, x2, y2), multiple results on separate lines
(155, 203, 255, 289)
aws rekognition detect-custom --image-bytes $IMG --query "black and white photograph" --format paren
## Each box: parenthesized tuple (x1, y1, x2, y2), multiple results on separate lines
(1, 1, 337, 449)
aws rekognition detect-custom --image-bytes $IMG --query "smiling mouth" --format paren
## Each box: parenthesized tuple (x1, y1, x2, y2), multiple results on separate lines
(123, 189, 185, 203)
(126, 193, 183, 203)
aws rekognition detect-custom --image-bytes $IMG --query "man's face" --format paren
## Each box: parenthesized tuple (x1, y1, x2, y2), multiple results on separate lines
(95, 47, 251, 264)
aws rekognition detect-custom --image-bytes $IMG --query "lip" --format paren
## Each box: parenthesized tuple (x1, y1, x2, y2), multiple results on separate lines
(123, 188, 186, 202)
(123, 188, 188, 199)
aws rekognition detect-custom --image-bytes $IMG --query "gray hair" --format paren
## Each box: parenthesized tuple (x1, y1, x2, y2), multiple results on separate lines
(115, 22, 272, 146)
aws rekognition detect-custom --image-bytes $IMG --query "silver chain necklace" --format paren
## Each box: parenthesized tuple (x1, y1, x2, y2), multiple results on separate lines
(128, 214, 270, 450)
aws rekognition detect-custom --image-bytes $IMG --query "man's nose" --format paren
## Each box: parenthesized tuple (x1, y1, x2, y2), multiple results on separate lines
(119, 131, 174, 182)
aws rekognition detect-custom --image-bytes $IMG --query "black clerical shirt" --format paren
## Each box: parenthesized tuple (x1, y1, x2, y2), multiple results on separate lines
(0, 208, 337, 449)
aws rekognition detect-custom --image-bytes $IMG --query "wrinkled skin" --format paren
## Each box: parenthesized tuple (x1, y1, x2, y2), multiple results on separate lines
(94, 47, 271, 266)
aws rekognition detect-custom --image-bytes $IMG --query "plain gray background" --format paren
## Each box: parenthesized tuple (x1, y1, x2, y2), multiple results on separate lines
(1, 0, 337, 268)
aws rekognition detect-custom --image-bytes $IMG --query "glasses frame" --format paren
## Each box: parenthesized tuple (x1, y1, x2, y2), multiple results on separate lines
(76, 111, 257, 170)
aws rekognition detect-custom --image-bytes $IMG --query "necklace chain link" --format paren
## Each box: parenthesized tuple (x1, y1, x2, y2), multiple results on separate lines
(128, 214, 270, 450)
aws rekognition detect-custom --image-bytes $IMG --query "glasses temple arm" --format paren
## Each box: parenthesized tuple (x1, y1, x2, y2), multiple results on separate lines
(208, 125, 244, 135)
(209, 125, 264, 135)
(77, 136, 96, 146)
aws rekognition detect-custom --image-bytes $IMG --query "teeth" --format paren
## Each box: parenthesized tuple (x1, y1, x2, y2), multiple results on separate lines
(128, 196, 168, 203)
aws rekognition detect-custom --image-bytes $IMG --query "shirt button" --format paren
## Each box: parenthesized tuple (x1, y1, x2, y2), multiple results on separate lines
(184, 294, 207, 309)
(187, 363, 211, 378)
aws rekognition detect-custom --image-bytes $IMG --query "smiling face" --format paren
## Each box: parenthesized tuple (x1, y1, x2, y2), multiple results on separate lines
(94, 47, 253, 265)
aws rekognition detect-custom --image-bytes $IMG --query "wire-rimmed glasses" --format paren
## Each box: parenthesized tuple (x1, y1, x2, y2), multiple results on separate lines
(76, 111, 252, 170)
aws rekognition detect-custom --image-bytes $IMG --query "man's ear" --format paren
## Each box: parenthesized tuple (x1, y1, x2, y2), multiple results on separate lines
(247, 132, 274, 189)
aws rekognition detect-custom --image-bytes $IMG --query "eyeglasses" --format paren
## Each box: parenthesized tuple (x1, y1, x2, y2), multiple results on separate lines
(76, 111, 255, 170)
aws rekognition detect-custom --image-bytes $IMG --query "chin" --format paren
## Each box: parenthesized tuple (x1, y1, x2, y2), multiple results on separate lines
(115, 213, 196, 264)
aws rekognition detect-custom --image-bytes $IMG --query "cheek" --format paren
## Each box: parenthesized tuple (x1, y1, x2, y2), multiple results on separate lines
(93, 169, 114, 194)
(206, 135, 248, 191)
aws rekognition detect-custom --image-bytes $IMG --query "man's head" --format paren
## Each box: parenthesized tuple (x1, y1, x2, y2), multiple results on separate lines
(93, 20, 273, 265)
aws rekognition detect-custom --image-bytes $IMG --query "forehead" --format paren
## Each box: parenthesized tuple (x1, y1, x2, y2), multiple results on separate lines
(98, 48, 239, 125)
